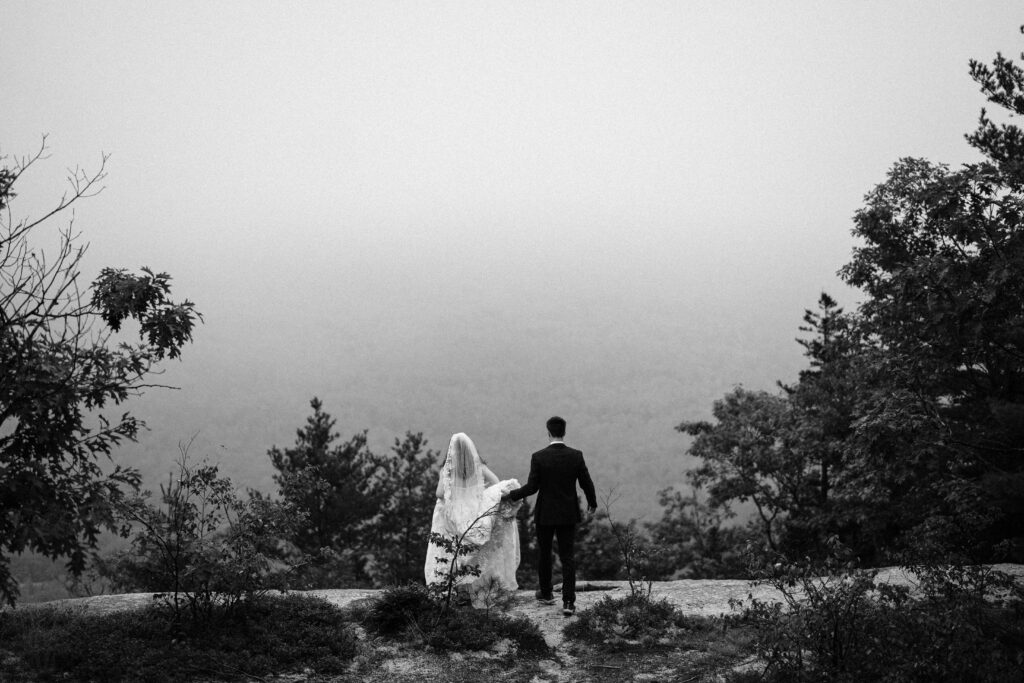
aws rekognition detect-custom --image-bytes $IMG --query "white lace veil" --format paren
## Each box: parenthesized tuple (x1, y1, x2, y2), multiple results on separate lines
(441, 433, 487, 535)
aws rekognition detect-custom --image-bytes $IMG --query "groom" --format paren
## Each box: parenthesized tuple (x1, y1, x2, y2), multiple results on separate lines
(503, 416, 597, 616)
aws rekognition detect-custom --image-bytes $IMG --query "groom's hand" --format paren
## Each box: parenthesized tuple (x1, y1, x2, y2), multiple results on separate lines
(586, 505, 597, 520)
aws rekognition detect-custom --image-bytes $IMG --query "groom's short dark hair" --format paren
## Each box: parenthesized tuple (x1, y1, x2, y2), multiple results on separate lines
(546, 416, 566, 438)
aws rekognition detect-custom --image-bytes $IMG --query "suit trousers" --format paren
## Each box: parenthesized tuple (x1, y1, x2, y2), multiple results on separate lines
(537, 523, 576, 605)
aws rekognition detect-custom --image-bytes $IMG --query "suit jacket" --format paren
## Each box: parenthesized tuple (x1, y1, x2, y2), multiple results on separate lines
(507, 442, 597, 526)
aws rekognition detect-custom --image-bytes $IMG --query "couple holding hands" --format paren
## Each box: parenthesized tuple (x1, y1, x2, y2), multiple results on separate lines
(424, 416, 598, 616)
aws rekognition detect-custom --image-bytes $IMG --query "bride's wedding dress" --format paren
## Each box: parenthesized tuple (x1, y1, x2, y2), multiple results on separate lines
(425, 433, 521, 607)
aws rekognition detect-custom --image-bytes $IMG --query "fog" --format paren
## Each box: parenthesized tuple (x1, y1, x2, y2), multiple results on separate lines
(2, 2, 1018, 519)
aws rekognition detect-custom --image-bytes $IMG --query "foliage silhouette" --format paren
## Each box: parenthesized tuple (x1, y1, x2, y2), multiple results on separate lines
(0, 139, 200, 606)
(681, 24, 1024, 563)
(734, 540, 1024, 682)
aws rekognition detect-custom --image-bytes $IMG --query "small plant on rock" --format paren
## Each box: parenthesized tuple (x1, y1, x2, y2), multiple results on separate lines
(564, 490, 687, 649)
(427, 530, 482, 613)
(597, 488, 670, 597)
(426, 501, 505, 614)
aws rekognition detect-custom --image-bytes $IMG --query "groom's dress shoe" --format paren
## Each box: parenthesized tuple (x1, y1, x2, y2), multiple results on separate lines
(535, 590, 555, 605)
(562, 602, 576, 616)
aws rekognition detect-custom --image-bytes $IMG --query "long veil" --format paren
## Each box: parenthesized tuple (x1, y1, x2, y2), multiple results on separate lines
(440, 433, 488, 539)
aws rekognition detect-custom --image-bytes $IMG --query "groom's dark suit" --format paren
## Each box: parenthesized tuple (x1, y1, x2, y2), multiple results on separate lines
(507, 442, 597, 606)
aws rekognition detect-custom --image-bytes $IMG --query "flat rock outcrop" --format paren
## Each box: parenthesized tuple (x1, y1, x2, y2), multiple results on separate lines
(27, 564, 1023, 649)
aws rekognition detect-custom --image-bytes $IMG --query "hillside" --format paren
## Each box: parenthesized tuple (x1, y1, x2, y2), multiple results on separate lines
(117, 297, 811, 524)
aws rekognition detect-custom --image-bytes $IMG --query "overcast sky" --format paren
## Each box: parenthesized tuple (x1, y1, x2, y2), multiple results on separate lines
(3, 2, 1021, 516)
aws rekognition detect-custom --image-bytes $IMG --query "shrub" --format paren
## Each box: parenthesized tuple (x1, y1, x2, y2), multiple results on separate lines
(736, 560, 880, 679)
(565, 489, 691, 650)
(100, 442, 305, 624)
(361, 583, 550, 656)
(735, 543, 1024, 682)
(0, 594, 357, 682)
(362, 583, 436, 636)
(425, 608, 549, 655)
(563, 593, 689, 649)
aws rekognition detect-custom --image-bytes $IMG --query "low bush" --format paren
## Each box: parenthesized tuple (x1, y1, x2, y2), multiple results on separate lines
(0, 593, 357, 682)
(736, 544, 1024, 682)
(427, 608, 549, 655)
(563, 592, 689, 649)
(362, 582, 436, 636)
(361, 583, 549, 655)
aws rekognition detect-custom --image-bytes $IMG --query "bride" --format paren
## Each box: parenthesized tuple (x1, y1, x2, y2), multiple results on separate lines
(425, 433, 522, 607)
